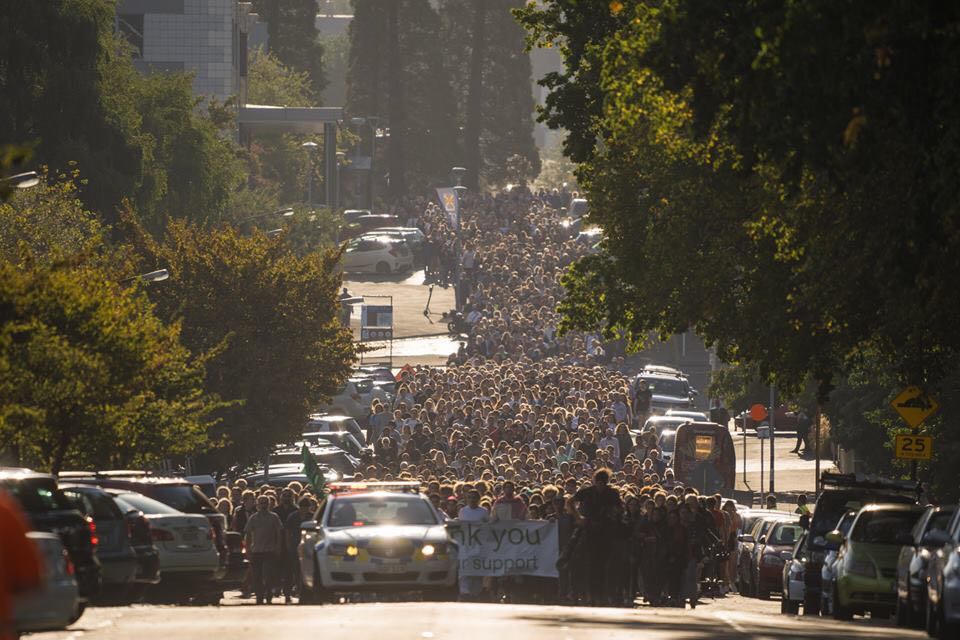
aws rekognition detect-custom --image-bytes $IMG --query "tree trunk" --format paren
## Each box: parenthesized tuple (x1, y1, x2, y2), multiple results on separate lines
(463, 0, 487, 191)
(386, 0, 406, 197)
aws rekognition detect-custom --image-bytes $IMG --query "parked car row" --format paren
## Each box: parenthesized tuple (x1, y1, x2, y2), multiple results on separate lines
(4, 466, 251, 633)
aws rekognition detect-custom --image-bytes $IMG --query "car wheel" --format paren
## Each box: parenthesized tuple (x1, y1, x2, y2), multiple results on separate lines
(375, 261, 391, 274)
(68, 601, 87, 625)
(832, 586, 853, 621)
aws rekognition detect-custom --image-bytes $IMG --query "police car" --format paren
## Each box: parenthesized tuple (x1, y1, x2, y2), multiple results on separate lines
(297, 482, 456, 602)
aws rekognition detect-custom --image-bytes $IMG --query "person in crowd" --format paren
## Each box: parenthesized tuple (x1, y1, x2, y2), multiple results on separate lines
(573, 469, 623, 605)
(244, 495, 284, 605)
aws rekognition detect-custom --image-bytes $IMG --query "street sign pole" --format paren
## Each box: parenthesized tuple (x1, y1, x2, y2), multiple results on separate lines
(814, 403, 821, 498)
(890, 385, 940, 483)
(911, 426, 918, 481)
(742, 418, 747, 483)
(769, 385, 776, 495)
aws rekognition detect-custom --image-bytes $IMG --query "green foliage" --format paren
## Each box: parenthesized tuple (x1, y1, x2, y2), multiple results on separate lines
(253, 0, 327, 100)
(320, 32, 350, 107)
(246, 49, 321, 206)
(0, 259, 218, 474)
(126, 219, 355, 468)
(521, 0, 960, 397)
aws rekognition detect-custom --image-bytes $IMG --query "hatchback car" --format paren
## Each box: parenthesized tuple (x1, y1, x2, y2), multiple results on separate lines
(831, 503, 926, 620)
(925, 504, 960, 639)
(60, 484, 140, 600)
(896, 505, 955, 627)
(752, 520, 804, 599)
(298, 482, 456, 601)
(782, 533, 808, 614)
(306, 414, 367, 445)
(14, 532, 81, 632)
(0, 469, 101, 605)
(341, 236, 413, 274)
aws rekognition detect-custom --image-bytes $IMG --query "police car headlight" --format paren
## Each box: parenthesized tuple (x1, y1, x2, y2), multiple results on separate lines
(422, 544, 436, 557)
(346, 544, 359, 557)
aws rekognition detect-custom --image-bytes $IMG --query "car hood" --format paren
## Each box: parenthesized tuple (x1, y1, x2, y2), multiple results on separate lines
(326, 524, 446, 544)
(850, 541, 904, 571)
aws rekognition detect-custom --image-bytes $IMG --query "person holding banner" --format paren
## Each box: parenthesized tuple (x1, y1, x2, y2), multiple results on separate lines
(573, 468, 624, 606)
(457, 490, 489, 600)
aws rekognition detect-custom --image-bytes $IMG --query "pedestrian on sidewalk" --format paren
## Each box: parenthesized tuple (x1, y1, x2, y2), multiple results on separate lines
(791, 410, 812, 454)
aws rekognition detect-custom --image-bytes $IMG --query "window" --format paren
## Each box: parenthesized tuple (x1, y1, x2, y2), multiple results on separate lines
(327, 497, 437, 527)
(694, 434, 714, 460)
(3, 478, 73, 512)
(118, 14, 144, 58)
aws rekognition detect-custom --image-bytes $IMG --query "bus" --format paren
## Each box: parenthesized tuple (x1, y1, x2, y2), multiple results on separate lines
(672, 421, 736, 497)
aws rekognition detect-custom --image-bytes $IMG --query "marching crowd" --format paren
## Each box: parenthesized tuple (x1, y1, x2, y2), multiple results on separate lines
(209, 185, 741, 608)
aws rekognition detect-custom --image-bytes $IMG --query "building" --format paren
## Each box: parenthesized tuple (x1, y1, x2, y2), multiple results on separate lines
(116, 0, 253, 104)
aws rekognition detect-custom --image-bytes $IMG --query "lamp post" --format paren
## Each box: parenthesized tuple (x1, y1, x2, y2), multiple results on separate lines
(335, 151, 346, 211)
(302, 141, 319, 207)
(122, 269, 170, 284)
(451, 167, 466, 187)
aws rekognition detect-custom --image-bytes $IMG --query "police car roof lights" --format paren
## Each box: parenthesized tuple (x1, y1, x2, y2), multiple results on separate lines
(328, 481, 421, 495)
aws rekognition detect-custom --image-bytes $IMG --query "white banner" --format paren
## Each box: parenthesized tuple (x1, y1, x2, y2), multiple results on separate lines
(447, 520, 558, 578)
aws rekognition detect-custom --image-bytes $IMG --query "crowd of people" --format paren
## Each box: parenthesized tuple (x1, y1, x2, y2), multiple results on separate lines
(204, 184, 744, 607)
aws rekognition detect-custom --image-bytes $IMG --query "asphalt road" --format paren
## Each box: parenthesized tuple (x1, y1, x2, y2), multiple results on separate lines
(27, 595, 923, 640)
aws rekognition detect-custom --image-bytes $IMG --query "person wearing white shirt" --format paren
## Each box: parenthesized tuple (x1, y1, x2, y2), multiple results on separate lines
(598, 428, 621, 462)
(457, 490, 489, 599)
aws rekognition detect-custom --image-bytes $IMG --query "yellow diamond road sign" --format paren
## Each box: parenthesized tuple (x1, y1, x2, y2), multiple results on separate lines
(891, 386, 940, 429)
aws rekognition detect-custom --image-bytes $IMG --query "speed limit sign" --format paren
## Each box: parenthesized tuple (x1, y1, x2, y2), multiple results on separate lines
(894, 434, 932, 460)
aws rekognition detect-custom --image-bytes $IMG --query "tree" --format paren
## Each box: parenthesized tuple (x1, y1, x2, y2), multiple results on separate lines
(126, 219, 355, 469)
(252, 0, 327, 100)
(441, 0, 541, 188)
(0, 259, 217, 474)
(346, 0, 459, 195)
(518, 0, 960, 398)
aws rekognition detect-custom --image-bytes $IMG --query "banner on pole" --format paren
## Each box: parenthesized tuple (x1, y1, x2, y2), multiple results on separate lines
(447, 520, 558, 577)
(360, 304, 393, 341)
(436, 187, 460, 230)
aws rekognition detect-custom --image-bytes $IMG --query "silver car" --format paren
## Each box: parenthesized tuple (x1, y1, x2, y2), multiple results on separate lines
(14, 532, 81, 632)
(926, 504, 960, 639)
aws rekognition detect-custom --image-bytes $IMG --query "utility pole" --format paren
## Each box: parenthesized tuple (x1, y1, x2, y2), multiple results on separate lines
(769, 384, 776, 495)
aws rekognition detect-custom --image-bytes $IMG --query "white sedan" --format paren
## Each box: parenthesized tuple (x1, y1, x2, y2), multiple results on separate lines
(107, 490, 222, 593)
(298, 483, 456, 602)
(341, 236, 413, 274)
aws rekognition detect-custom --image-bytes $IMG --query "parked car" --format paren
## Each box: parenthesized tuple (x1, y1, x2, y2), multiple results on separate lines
(738, 512, 793, 596)
(830, 503, 926, 620)
(316, 381, 375, 420)
(342, 209, 371, 224)
(306, 414, 367, 445)
(751, 520, 804, 599)
(301, 431, 367, 459)
(105, 490, 222, 603)
(634, 366, 697, 414)
(341, 235, 414, 275)
(782, 532, 808, 614)
(364, 227, 427, 264)
(0, 468, 101, 606)
(354, 365, 395, 383)
(896, 505, 956, 627)
(350, 375, 391, 409)
(240, 462, 341, 488)
(926, 504, 960, 640)
(819, 510, 858, 616)
(60, 484, 139, 600)
(61, 472, 232, 591)
(657, 429, 677, 466)
(14, 532, 81, 632)
(641, 415, 690, 437)
(340, 214, 401, 239)
(664, 409, 709, 422)
(801, 472, 918, 615)
(269, 444, 359, 477)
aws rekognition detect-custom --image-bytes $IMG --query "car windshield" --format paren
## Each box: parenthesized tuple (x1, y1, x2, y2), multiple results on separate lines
(811, 491, 914, 538)
(659, 431, 676, 452)
(327, 496, 437, 527)
(645, 378, 689, 397)
(148, 485, 214, 514)
(114, 493, 181, 515)
(769, 523, 804, 545)
(5, 478, 74, 512)
(851, 510, 923, 544)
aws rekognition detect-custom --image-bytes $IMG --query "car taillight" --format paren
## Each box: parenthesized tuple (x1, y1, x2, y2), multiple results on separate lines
(151, 528, 175, 541)
(64, 551, 75, 576)
(87, 516, 99, 547)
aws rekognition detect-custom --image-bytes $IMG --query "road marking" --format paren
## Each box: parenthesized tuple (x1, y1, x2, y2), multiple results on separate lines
(713, 611, 747, 633)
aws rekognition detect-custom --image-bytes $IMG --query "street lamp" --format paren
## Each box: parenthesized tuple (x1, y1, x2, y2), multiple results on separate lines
(451, 167, 466, 187)
(122, 268, 170, 283)
(302, 141, 319, 207)
(5, 171, 40, 190)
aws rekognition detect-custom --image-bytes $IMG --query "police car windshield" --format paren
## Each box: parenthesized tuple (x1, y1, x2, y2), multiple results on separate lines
(328, 496, 437, 527)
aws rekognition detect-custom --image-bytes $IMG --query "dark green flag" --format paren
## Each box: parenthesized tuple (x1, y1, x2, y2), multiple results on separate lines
(301, 444, 325, 493)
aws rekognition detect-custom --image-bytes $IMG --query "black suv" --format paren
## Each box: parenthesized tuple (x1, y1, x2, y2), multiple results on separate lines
(801, 472, 918, 615)
(0, 468, 102, 603)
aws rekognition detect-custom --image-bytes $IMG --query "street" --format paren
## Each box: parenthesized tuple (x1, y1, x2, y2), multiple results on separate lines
(733, 426, 833, 499)
(26, 595, 923, 640)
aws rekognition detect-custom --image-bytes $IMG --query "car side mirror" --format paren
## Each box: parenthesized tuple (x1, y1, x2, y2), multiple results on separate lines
(921, 530, 950, 547)
(825, 530, 845, 546)
(758, 535, 767, 545)
(300, 520, 318, 532)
